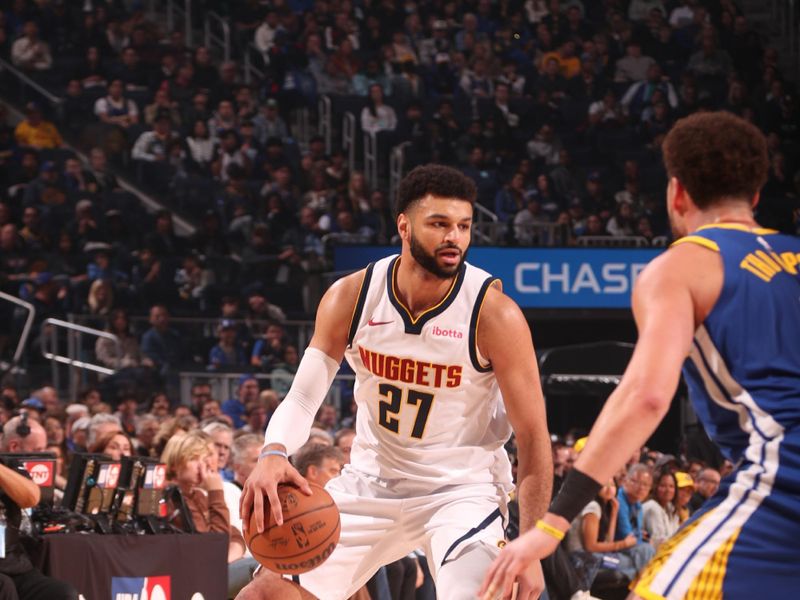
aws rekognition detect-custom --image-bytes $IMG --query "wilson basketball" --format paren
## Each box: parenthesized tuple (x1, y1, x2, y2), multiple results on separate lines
(247, 482, 341, 575)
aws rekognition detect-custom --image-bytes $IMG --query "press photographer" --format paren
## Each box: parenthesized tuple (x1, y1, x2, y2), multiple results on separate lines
(0, 414, 76, 600)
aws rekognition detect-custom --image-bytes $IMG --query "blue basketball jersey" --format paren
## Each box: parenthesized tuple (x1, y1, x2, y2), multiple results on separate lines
(676, 223, 800, 463)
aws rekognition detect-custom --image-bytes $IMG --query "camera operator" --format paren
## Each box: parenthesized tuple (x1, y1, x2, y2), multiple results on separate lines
(0, 414, 77, 600)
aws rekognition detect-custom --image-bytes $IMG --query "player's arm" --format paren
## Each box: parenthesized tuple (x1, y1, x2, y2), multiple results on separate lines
(479, 244, 717, 599)
(479, 286, 551, 599)
(240, 270, 363, 532)
(480, 286, 553, 532)
(0, 461, 40, 508)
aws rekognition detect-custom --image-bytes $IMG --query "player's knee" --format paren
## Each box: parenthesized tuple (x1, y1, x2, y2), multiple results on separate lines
(235, 570, 289, 600)
(436, 541, 498, 600)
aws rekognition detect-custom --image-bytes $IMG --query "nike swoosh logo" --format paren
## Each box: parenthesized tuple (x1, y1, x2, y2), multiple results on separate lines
(367, 319, 393, 326)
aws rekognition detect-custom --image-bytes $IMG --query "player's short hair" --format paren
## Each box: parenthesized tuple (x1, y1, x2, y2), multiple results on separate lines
(292, 444, 344, 477)
(395, 164, 477, 217)
(662, 111, 768, 209)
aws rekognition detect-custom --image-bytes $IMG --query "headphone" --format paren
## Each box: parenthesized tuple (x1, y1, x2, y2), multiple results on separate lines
(16, 411, 31, 438)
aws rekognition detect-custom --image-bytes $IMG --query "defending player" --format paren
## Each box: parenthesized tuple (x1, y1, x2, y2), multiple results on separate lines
(238, 165, 553, 599)
(480, 111, 800, 599)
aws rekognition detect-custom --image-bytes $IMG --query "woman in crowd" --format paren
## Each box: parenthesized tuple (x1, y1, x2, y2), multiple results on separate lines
(360, 84, 397, 135)
(642, 471, 680, 549)
(95, 309, 143, 369)
(160, 431, 246, 576)
(90, 431, 133, 460)
(565, 478, 639, 583)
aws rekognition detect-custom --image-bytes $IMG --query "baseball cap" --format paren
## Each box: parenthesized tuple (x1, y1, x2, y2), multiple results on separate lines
(40, 161, 57, 173)
(433, 20, 447, 30)
(237, 373, 257, 388)
(72, 416, 91, 432)
(219, 319, 236, 331)
(76, 198, 93, 212)
(21, 397, 45, 411)
(265, 98, 278, 109)
(587, 170, 602, 182)
(675, 472, 695, 488)
(34, 271, 53, 286)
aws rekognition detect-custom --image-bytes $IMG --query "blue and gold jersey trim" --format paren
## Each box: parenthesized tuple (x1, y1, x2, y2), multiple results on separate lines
(671, 236, 720, 252)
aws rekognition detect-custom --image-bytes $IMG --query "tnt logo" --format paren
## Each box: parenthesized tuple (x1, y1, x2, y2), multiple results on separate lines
(111, 575, 171, 600)
(23, 461, 53, 487)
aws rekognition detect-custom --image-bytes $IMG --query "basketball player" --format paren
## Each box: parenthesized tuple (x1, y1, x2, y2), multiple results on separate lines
(238, 165, 553, 599)
(480, 111, 800, 600)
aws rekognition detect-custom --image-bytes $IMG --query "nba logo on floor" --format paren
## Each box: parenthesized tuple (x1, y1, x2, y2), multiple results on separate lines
(111, 575, 171, 600)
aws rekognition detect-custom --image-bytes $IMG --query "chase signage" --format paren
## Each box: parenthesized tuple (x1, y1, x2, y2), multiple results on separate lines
(334, 246, 662, 309)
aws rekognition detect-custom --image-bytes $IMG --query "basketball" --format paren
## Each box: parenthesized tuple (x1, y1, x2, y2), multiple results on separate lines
(247, 482, 341, 575)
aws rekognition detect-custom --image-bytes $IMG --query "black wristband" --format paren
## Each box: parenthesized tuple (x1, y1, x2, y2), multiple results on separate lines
(549, 468, 603, 522)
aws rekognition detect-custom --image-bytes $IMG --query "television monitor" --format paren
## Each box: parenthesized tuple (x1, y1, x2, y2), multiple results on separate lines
(62, 453, 121, 516)
(115, 456, 167, 519)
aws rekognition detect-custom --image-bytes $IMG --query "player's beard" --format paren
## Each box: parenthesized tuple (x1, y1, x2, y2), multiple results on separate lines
(409, 231, 466, 280)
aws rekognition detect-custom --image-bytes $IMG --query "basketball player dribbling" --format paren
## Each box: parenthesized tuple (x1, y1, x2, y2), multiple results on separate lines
(238, 165, 553, 600)
(480, 112, 800, 600)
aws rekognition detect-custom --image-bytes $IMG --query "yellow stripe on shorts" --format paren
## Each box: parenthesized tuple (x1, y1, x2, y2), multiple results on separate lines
(684, 527, 739, 600)
(632, 515, 709, 599)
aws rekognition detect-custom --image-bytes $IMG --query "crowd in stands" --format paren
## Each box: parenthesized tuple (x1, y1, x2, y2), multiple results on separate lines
(0, 1, 797, 596)
(0, 377, 732, 599)
(0, 0, 798, 385)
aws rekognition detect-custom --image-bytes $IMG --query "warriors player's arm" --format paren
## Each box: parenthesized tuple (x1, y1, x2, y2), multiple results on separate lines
(479, 286, 552, 533)
(562, 244, 722, 519)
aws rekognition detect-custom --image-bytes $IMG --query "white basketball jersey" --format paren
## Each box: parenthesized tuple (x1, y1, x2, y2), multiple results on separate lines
(343, 254, 513, 493)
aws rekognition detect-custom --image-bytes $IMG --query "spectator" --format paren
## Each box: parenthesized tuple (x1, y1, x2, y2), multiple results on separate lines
(143, 88, 181, 128)
(11, 21, 52, 71)
(674, 471, 695, 523)
(95, 309, 143, 370)
(253, 99, 288, 145)
(140, 304, 183, 376)
(460, 58, 494, 98)
(131, 111, 178, 162)
(94, 79, 139, 130)
(628, 0, 666, 23)
(89, 431, 133, 460)
(86, 413, 122, 449)
(208, 320, 246, 371)
(642, 471, 679, 549)
(185, 119, 216, 174)
(616, 464, 652, 543)
(621, 63, 678, 117)
(606, 202, 637, 236)
(145, 392, 171, 421)
(494, 172, 528, 223)
(245, 287, 286, 326)
(160, 431, 245, 560)
(360, 84, 397, 135)
(202, 422, 234, 479)
(86, 278, 114, 316)
(614, 40, 655, 83)
(221, 375, 259, 429)
(14, 102, 62, 149)
(461, 146, 500, 209)
(527, 123, 562, 166)
(133, 414, 160, 456)
(565, 478, 638, 582)
(514, 198, 551, 245)
(0, 415, 77, 599)
(688, 468, 721, 514)
(250, 322, 288, 371)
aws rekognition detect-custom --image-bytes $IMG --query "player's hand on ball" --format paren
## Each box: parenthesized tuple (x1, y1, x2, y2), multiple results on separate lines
(240, 452, 312, 534)
(478, 528, 559, 600)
